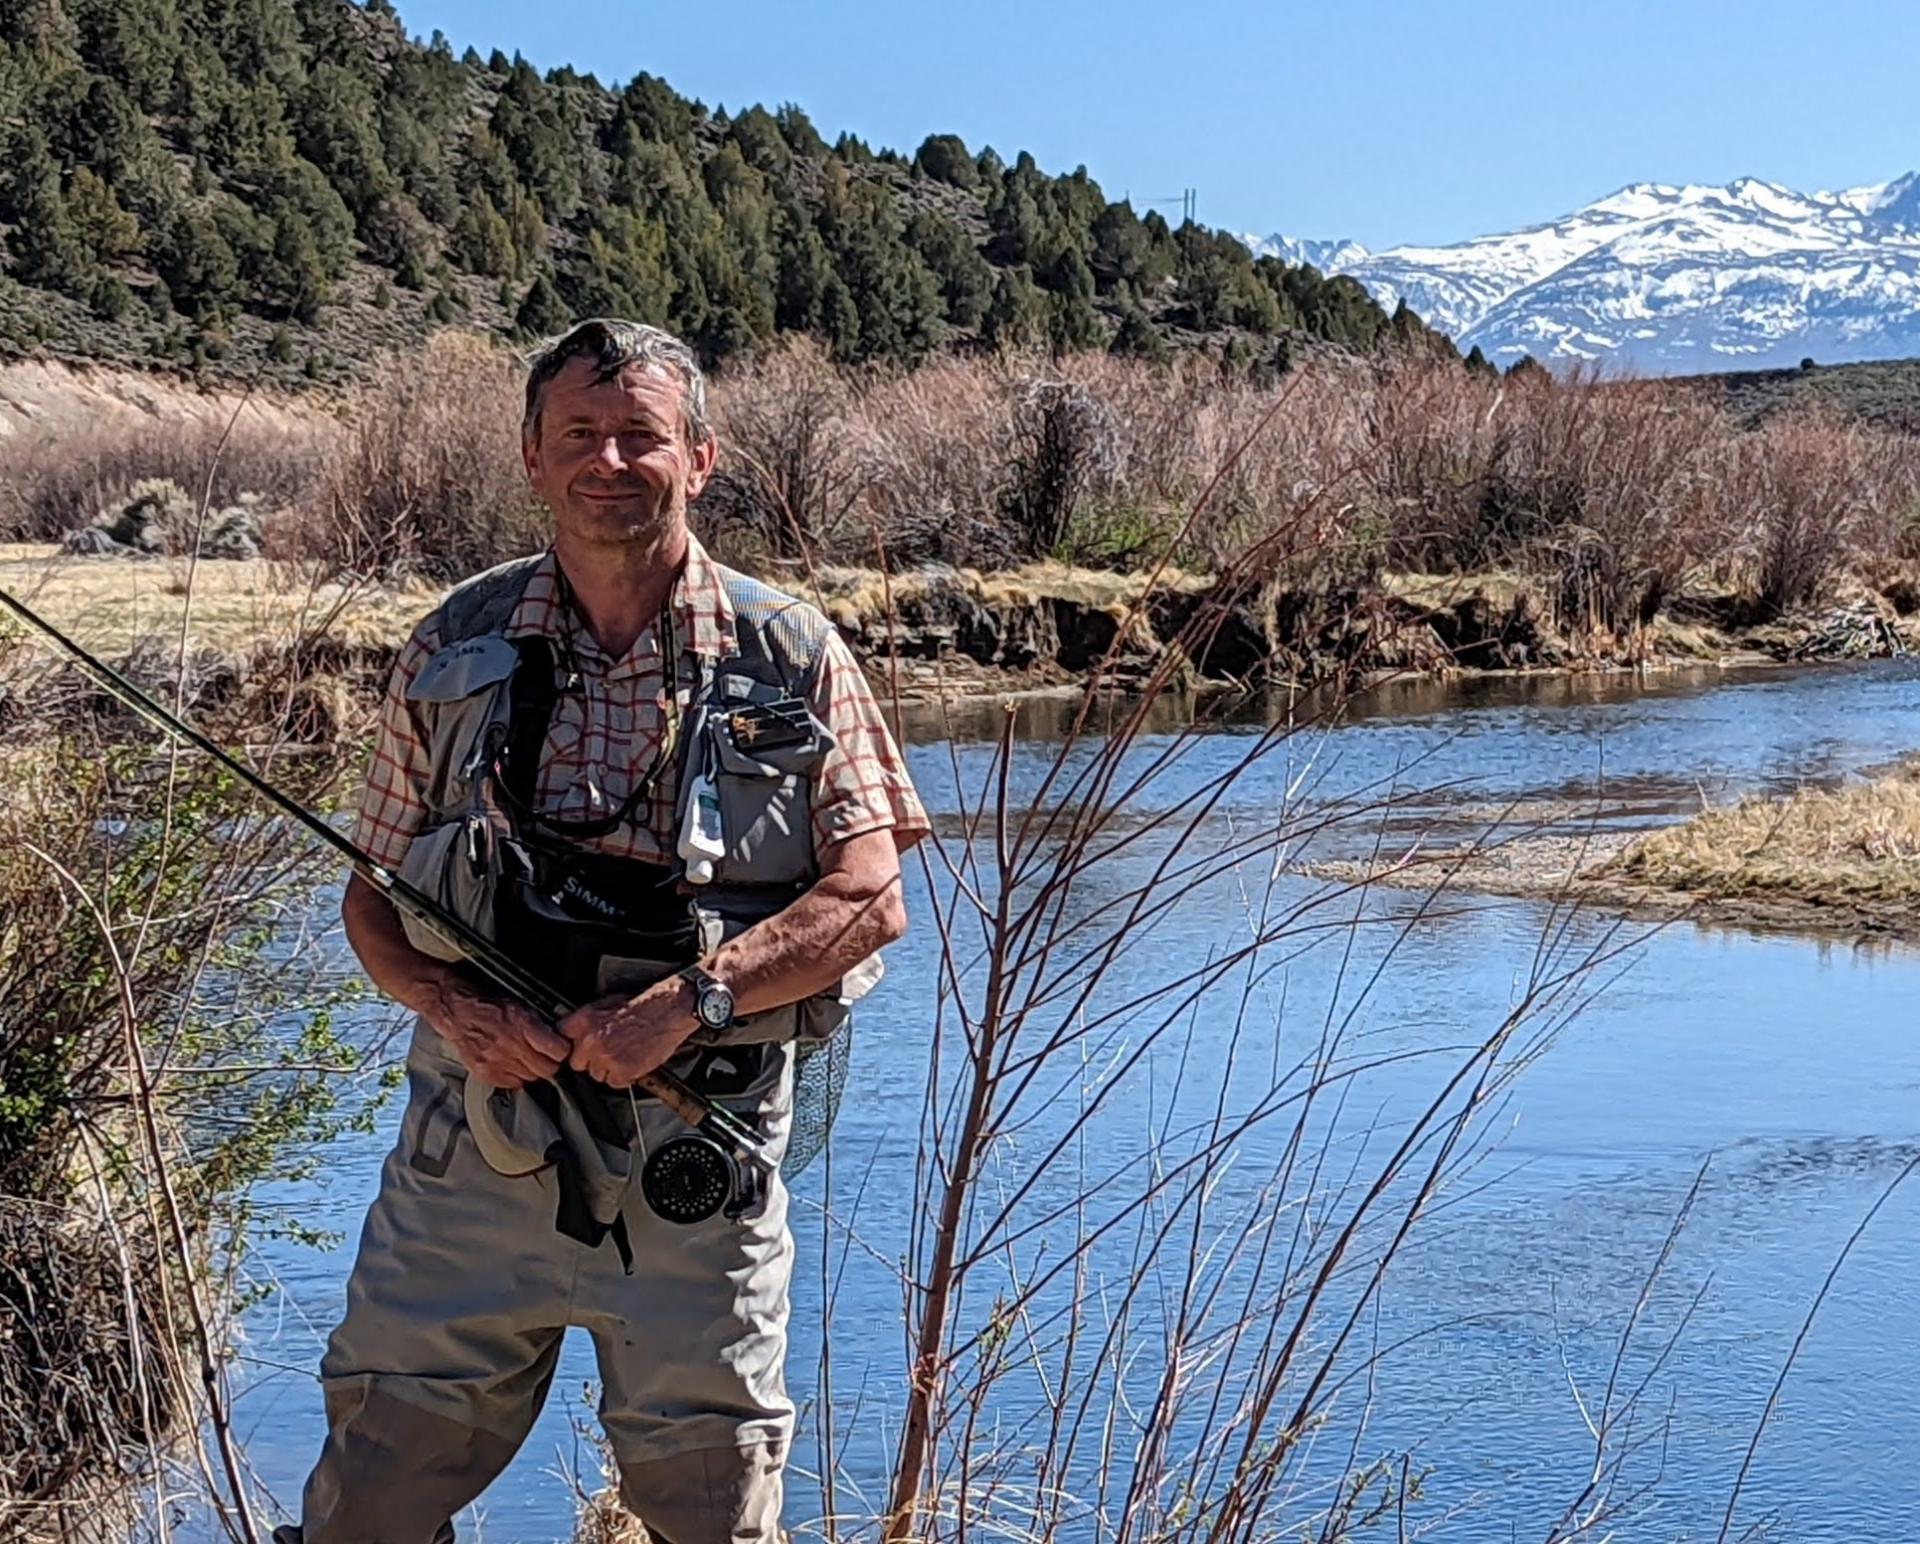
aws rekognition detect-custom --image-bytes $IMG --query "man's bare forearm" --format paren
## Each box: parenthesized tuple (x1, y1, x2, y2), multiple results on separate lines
(704, 837, 909, 1016)
(341, 872, 467, 1021)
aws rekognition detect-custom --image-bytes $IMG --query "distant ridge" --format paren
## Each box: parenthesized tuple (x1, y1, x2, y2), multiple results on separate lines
(1247, 174, 1920, 374)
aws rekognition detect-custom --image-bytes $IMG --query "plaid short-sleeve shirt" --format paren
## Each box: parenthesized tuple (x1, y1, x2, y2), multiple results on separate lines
(352, 534, 929, 871)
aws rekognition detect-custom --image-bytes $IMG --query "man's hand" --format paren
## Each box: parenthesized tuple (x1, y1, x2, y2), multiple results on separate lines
(424, 976, 572, 1089)
(559, 976, 699, 1087)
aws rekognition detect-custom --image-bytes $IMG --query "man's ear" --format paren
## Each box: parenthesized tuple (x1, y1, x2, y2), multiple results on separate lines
(520, 428, 540, 487)
(686, 429, 718, 501)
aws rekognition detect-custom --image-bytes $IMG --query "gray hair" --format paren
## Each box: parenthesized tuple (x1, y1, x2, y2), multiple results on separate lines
(521, 318, 712, 445)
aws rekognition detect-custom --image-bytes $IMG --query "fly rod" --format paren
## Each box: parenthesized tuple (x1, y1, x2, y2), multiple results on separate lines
(0, 585, 774, 1173)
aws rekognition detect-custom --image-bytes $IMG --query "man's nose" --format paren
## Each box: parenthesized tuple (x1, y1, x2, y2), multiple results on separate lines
(590, 436, 628, 474)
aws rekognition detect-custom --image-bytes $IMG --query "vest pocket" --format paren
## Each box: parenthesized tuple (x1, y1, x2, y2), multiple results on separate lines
(394, 815, 499, 959)
(706, 712, 831, 887)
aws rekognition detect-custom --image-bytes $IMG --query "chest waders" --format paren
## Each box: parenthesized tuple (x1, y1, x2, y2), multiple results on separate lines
(395, 555, 868, 1251)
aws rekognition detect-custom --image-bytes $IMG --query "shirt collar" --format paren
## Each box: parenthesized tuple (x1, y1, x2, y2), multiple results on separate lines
(505, 534, 737, 672)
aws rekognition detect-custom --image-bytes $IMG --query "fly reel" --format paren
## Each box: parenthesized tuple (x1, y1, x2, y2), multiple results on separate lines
(641, 1131, 762, 1224)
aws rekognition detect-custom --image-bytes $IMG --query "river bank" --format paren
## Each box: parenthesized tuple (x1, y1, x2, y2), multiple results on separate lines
(1305, 757, 1920, 939)
(6, 541, 1917, 725)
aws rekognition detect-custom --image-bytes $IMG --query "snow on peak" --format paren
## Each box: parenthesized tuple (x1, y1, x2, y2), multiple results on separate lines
(1247, 171, 1920, 373)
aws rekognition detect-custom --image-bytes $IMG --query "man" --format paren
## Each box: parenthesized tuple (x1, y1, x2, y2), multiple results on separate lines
(282, 319, 928, 1544)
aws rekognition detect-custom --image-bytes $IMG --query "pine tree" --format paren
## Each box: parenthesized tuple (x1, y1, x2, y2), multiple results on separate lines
(264, 203, 329, 321)
(914, 134, 979, 190)
(90, 273, 133, 321)
(153, 205, 240, 321)
(772, 200, 833, 333)
(515, 271, 573, 337)
(504, 185, 548, 275)
(1109, 304, 1167, 362)
(1045, 248, 1103, 353)
(907, 210, 992, 329)
(452, 193, 517, 278)
(363, 195, 439, 289)
(1464, 343, 1496, 377)
(774, 104, 826, 160)
(64, 167, 141, 264)
(491, 57, 582, 221)
(727, 106, 790, 179)
(2, 133, 90, 293)
(294, 60, 394, 218)
(818, 274, 860, 360)
(1388, 297, 1423, 348)
(984, 265, 1045, 350)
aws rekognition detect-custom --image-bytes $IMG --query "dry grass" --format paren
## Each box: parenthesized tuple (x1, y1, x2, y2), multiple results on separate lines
(1604, 766, 1920, 906)
(0, 543, 436, 657)
(799, 557, 1211, 623)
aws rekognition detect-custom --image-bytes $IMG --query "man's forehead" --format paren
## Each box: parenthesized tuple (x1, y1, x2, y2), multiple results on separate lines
(544, 357, 683, 413)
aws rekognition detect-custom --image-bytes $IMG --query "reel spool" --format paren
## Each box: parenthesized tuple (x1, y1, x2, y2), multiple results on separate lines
(640, 1132, 761, 1224)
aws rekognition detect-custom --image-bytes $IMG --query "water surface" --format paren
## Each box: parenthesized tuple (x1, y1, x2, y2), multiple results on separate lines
(234, 660, 1920, 1541)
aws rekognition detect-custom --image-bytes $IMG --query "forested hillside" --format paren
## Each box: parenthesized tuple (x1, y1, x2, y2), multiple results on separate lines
(0, 0, 1450, 384)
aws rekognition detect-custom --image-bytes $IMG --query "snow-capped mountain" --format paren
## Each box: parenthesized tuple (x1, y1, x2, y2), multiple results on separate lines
(1245, 173, 1920, 373)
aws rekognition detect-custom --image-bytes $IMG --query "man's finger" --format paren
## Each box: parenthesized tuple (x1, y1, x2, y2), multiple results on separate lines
(517, 1017, 573, 1063)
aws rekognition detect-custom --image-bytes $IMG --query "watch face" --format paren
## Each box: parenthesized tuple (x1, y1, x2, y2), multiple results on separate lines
(697, 981, 734, 1029)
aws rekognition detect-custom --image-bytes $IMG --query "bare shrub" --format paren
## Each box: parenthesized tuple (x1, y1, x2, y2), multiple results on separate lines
(0, 415, 323, 544)
(299, 332, 542, 579)
(1000, 375, 1123, 560)
(702, 337, 867, 561)
(0, 627, 371, 1536)
(851, 356, 1019, 567)
(1721, 408, 1879, 620)
(1490, 369, 1724, 637)
(825, 533, 1676, 1543)
(1363, 348, 1508, 570)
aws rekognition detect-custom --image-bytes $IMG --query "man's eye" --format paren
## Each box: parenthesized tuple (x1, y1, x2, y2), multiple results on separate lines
(564, 428, 591, 440)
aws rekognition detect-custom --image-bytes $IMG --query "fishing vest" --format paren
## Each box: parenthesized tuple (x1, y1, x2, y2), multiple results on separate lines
(390, 552, 879, 1049)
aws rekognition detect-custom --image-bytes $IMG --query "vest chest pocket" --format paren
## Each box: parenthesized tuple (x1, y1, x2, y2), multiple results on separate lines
(706, 706, 835, 887)
(405, 634, 520, 816)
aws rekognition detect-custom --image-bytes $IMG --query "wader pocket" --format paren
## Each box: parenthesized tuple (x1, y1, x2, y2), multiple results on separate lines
(662, 1041, 781, 1103)
(706, 709, 833, 887)
(405, 1074, 469, 1178)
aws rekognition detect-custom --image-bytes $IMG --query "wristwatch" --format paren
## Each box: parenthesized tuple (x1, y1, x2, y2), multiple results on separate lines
(679, 964, 736, 1032)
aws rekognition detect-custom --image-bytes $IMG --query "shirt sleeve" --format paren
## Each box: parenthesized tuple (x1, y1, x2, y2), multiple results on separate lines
(350, 618, 441, 870)
(806, 629, 930, 852)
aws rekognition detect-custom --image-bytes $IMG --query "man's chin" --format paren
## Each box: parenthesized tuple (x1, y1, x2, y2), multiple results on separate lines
(566, 501, 670, 541)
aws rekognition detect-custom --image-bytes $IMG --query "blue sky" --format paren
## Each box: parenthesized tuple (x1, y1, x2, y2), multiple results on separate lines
(392, 0, 1920, 250)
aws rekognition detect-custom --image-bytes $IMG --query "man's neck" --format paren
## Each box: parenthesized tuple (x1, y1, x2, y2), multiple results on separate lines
(552, 525, 688, 661)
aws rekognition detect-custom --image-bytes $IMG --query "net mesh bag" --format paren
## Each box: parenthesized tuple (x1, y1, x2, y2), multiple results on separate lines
(782, 1019, 851, 1178)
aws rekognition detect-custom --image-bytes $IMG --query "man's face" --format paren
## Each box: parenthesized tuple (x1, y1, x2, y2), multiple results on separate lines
(521, 358, 716, 548)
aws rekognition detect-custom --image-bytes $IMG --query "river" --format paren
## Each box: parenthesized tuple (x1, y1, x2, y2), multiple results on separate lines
(230, 660, 1920, 1542)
